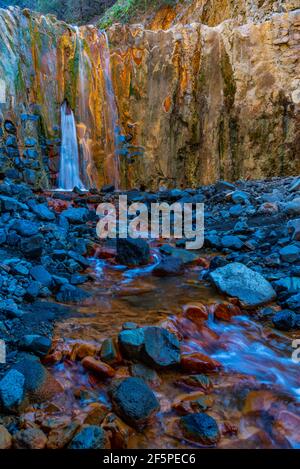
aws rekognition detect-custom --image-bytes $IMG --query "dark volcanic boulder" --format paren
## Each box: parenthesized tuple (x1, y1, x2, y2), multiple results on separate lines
(110, 377, 160, 429)
(180, 413, 220, 445)
(118, 328, 145, 361)
(210, 262, 276, 307)
(14, 219, 39, 237)
(61, 207, 90, 224)
(116, 238, 150, 266)
(69, 425, 106, 449)
(19, 335, 52, 358)
(56, 284, 90, 304)
(0, 369, 25, 413)
(152, 257, 184, 277)
(272, 310, 296, 331)
(143, 326, 181, 368)
(20, 234, 44, 259)
(29, 202, 55, 221)
(30, 265, 52, 287)
(13, 428, 47, 449)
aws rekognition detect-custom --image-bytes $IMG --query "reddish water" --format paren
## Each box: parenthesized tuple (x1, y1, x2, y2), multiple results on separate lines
(47, 249, 300, 449)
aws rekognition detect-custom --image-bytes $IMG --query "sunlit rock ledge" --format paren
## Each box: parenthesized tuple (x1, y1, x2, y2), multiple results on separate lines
(0, 6, 299, 190)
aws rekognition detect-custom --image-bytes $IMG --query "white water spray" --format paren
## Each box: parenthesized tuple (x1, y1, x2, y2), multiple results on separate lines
(58, 101, 86, 191)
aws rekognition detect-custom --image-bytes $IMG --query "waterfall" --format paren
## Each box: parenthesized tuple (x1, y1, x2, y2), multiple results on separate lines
(98, 30, 121, 190)
(58, 101, 86, 191)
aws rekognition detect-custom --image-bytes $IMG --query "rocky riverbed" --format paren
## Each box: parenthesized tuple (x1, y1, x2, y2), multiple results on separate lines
(0, 175, 300, 449)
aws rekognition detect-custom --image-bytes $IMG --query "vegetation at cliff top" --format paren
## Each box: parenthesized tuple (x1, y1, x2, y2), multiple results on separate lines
(0, 0, 180, 27)
(0, 0, 116, 24)
(98, 0, 179, 29)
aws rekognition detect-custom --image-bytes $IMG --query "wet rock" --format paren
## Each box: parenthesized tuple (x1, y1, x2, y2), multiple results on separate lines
(180, 412, 220, 445)
(285, 292, 300, 312)
(29, 202, 55, 221)
(101, 184, 115, 193)
(231, 190, 249, 205)
(181, 353, 221, 373)
(287, 219, 300, 241)
(143, 326, 181, 368)
(152, 256, 184, 276)
(159, 245, 200, 264)
(283, 198, 300, 216)
(273, 277, 300, 295)
(56, 284, 90, 304)
(47, 421, 80, 449)
(290, 178, 300, 192)
(81, 356, 115, 378)
(30, 265, 52, 287)
(69, 425, 106, 449)
(215, 180, 235, 192)
(0, 299, 23, 318)
(279, 245, 300, 263)
(116, 238, 150, 266)
(130, 363, 161, 387)
(102, 413, 134, 449)
(100, 338, 122, 366)
(0, 369, 25, 413)
(179, 374, 213, 391)
(13, 428, 47, 449)
(61, 207, 90, 224)
(118, 328, 145, 360)
(14, 219, 39, 237)
(20, 234, 44, 258)
(19, 335, 51, 358)
(272, 310, 296, 331)
(13, 353, 62, 401)
(209, 256, 229, 271)
(0, 195, 27, 212)
(221, 235, 243, 250)
(0, 425, 12, 449)
(210, 262, 276, 307)
(110, 377, 160, 429)
(25, 280, 41, 301)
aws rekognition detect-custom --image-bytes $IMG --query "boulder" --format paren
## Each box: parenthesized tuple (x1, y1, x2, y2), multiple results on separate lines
(180, 413, 220, 445)
(143, 326, 181, 368)
(221, 235, 243, 250)
(0, 425, 12, 449)
(13, 428, 47, 449)
(210, 262, 276, 307)
(0, 195, 27, 212)
(152, 257, 184, 276)
(14, 219, 39, 237)
(20, 234, 44, 258)
(287, 219, 300, 241)
(283, 198, 300, 216)
(279, 245, 300, 263)
(69, 425, 106, 449)
(110, 377, 160, 429)
(272, 310, 296, 331)
(118, 328, 145, 361)
(0, 369, 25, 413)
(30, 202, 55, 221)
(61, 207, 90, 224)
(56, 284, 90, 304)
(116, 238, 150, 266)
(30, 265, 52, 287)
(19, 334, 52, 358)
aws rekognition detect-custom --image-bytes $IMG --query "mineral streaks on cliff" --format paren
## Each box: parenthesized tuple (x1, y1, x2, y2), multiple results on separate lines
(0, 6, 299, 189)
(108, 9, 300, 187)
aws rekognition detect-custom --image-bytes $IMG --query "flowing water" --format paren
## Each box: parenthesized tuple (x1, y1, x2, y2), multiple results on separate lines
(58, 101, 86, 191)
(47, 246, 300, 449)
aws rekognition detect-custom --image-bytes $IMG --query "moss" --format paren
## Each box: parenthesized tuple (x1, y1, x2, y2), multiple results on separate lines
(221, 51, 236, 111)
(98, 0, 179, 29)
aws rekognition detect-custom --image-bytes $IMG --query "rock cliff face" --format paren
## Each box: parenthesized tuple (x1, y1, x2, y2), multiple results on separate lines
(0, 2, 299, 189)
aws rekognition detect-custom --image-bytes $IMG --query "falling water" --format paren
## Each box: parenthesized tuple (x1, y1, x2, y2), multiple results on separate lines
(58, 101, 86, 191)
(75, 26, 97, 189)
(98, 30, 121, 189)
